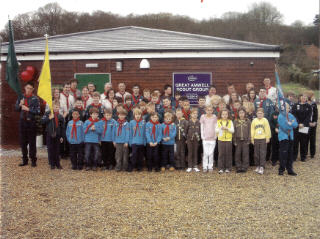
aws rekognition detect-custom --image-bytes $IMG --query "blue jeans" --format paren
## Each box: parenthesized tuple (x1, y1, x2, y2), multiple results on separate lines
(84, 143, 100, 168)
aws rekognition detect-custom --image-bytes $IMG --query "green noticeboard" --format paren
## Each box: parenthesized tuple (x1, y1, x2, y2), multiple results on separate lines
(74, 73, 111, 93)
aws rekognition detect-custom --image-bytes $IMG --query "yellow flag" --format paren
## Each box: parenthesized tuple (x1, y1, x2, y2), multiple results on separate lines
(37, 38, 52, 113)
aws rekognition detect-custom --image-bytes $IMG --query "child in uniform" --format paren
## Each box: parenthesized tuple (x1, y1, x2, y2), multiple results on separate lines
(42, 100, 65, 169)
(145, 112, 162, 172)
(83, 107, 102, 171)
(233, 107, 251, 173)
(113, 109, 130, 171)
(99, 108, 116, 170)
(216, 108, 234, 173)
(129, 108, 146, 172)
(66, 109, 84, 170)
(251, 108, 271, 175)
(186, 108, 201, 172)
(161, 111, 177, 171)
(175, 108, 188, 169)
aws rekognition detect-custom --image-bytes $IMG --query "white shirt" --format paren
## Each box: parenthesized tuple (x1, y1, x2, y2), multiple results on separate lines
(100, 92, 108, 101)
(265, 86, 277, 104)
(223, 94, 241, 105)
(115, 91, 131, 103)
(59, 93, 75, 114)
(101, 98, 113, 110)
(81, 95, 93, 109)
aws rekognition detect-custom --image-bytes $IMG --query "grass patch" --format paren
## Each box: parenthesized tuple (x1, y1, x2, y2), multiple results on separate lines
(282, 82, 319, 100)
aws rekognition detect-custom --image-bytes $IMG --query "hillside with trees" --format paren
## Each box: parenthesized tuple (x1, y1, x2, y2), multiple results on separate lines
(1, 2, 318, 88)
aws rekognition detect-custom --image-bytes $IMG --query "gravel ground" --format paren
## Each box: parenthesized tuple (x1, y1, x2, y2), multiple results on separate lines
(1, 138, 320, 238)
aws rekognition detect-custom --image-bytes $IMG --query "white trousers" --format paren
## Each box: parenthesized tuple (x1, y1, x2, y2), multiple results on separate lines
(202, 140, 216, 170)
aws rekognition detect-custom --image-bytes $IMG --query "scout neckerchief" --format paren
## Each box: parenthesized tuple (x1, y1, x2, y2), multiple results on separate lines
(117, 119, 126, 136)
(259, 97, 267, 108)
(91, 103, 102, 108)
(182, 108, 190, 120)
(82, 95, 89, 108)
(132, 94, 141, 105)
(124, 104, 132, 112)
(150, 120, 159, 140)
(134, 118, 142, 136)
(54, 112, 59, 128)
(164, 121, 172, 137)
(265, 85, 271, 95)
(231, 106, 238, 120)
(71, 118, 80, 139)
(101, 117, 109, 137)
(70, 88, 77, 97)
(23, 93, 32, 108)
(85, 117, 99, 134)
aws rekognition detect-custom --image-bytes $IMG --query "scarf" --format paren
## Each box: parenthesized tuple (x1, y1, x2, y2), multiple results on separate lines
(163, 105, 172, 110)
(71, 118, 80, 139)
(266, 86, 271, 95)
(156, 99, 161, 105)
(119, 92, 126, 103)
(117, 119, 126, 136)
(62, 92, 70, 110)
(54, 112, 59, 128)
(182, 108, 190, 120)
(107, 99, 114, 109)
(85, 117, 99, 134)
(134, 118, 142, 136)
(132, 95, 141, 105)
(164, 121, 172, 137)
(101, 117, 109, 137)
(24, 94, 32, 107)
(259, 97, 267, 108)
(232, 106, 238, 120)
(70, 88, 77, 97)
(91, 103, 102, 108)
(124, 104, 132, 112)
(175, 100, 179, 109)
(82, 95, 89, 108)
(150, 120, 159, 140)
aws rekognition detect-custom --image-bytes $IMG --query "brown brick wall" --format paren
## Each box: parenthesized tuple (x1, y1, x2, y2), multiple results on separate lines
(0, 57, 276, 145)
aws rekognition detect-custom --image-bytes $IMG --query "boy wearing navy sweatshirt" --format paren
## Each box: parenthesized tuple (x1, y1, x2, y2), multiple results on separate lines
(99, 108, 116, 170)
(128, 108, 146, 172)
(113, 109, 130, 171)
(66, 109, 84, 170)
(83, 107, 102, 171)
(42, 100, 65, 169)
(161, 111, 177, 171)
(145, 112, 162, 172)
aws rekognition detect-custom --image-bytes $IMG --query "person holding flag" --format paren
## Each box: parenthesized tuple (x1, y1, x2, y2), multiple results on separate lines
(275, 69, 298, 176)
(6, 19, 40, 167)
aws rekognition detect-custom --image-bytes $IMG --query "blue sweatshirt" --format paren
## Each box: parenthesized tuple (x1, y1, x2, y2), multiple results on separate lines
(129, 119, 146, 146)
(161, 122, 176, 145)
(278, 112, 298, 141)
(83, 119, 102, 143)
(145, 121, 162, 144)
(66, 119, 84, 144)
(113, 120, 130, 144)
(254, 98, 275, 121)
(99, 118, 116, 142)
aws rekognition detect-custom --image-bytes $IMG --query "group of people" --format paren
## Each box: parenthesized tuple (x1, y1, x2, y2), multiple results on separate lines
(15, 77, 318, 176)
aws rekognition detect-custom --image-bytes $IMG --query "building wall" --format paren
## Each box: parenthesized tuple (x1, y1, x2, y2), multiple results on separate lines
(0, 57, 276, 145)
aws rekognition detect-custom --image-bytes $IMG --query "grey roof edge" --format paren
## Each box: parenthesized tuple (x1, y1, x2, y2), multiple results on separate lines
(1, 25, 280, 51)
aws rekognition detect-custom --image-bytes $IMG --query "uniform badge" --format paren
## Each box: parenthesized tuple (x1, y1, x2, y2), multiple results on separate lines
(297, 105, 300, 110)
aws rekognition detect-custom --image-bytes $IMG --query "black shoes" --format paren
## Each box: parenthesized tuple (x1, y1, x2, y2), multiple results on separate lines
(19, 162, 28, 167)
(272, 162, 277, 166)
(56, 165, 63, 169)
(50, 165, 55, 170)
(288, 171, 297, 176)
(278, 171, 284, 176)
(31, 161, 37, 167)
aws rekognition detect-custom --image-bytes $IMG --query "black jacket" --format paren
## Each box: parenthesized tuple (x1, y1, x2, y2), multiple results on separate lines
(41, 111, 65, 138)
(291, 102, 312, 127)
(15, 95, 40, 121)
(310, 102, 318, 123)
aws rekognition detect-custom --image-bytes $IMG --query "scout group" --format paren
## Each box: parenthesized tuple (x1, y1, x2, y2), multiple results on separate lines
(15, 78, 317, 176)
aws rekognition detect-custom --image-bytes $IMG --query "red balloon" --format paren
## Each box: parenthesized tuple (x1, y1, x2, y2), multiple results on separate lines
(26, 66, 35, 76)
(21, 71, 32, 82)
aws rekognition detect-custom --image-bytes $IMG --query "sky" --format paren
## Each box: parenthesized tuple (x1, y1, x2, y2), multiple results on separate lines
(0, 0, 318, 31)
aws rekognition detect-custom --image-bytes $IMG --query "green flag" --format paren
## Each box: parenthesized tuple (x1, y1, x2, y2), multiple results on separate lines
(6, 20, 22, 98)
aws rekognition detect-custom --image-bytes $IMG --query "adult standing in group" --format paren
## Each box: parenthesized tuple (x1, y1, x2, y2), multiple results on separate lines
(81, 86, 93, 109)
(100, 82, 113, 101)
(70, 79, 81, 99)
(291, 94, 312, 162)
(15, 82, 40, 167)
(115, 82, 131, 103)
(161, 84, 175, 107)
(205, 85, 217, 106)
(263, 78, 277, 105)
(87, 82, 96, 97)
(60, 82, 75, 158)
(102, 88, 115, 110)
(223, 84, 241, 105)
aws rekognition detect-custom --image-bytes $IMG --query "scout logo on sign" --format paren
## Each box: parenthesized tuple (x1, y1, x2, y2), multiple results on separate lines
(173, 72, 212, 105)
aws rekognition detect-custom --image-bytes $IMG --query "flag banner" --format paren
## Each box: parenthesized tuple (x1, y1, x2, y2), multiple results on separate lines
(37, 38, 53, 113)
(275, 67, 286, 114)
(5, 20, 22, 98)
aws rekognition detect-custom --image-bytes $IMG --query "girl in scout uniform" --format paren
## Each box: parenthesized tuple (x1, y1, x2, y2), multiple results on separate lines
(215, 108, 234, 174)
